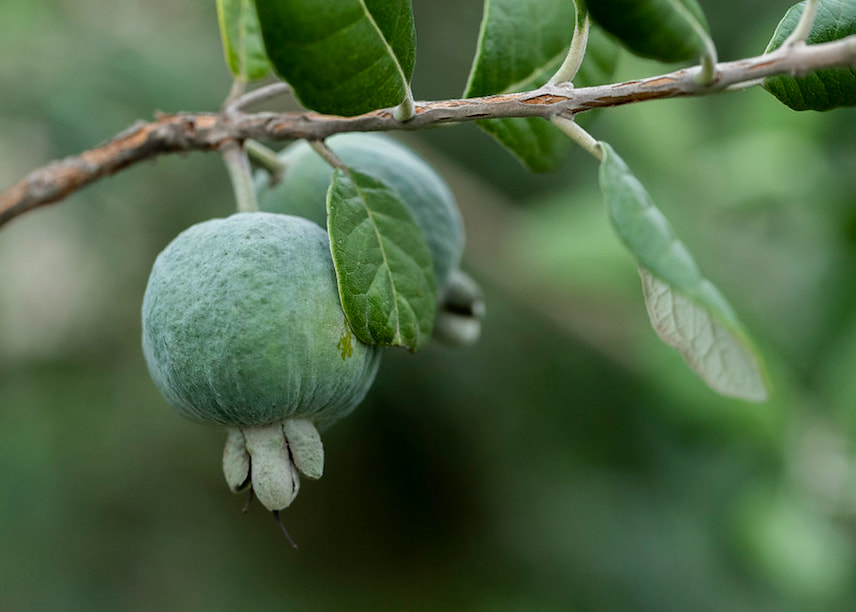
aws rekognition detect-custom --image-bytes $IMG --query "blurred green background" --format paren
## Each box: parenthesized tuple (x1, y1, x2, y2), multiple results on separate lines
(2, 1, 856, 610)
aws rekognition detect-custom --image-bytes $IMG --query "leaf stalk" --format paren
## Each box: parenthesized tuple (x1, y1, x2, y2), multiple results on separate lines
(548, 2, 591, 86)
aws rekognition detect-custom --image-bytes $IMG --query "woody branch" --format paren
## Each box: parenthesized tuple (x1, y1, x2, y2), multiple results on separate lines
(1, 34, 854, 228)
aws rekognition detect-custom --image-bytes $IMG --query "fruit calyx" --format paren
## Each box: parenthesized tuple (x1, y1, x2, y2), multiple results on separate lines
(434, 269, 485, 346)
(222, 418, 324, 512)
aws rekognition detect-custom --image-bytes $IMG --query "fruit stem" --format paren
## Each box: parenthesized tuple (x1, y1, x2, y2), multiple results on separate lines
(309, 140, 347, 170)
(245, 139, 287, 184)
(221, 141, 259, 213)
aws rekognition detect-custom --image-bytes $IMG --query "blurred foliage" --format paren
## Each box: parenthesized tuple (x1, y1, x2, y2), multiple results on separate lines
(2, 0, 856, 610)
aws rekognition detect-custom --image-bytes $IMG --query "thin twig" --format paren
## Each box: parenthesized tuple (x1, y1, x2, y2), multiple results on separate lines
(2, 34, 855, 228)
(223, 79, 248, 111)
(245, 139, 287, 181)
(308, 140, 347, 170)
(225, 82, 292, 115)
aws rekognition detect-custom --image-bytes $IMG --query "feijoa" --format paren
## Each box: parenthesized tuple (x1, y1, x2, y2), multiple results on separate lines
(142, 212, 381, 510)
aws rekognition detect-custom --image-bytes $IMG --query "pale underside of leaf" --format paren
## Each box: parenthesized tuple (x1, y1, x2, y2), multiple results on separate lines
(640, 269, 769, 402)
(598, 142, 769, 402)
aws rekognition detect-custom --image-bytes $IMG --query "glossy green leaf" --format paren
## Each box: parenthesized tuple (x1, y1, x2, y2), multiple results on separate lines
(764, 0, 856, 111)
(327, 168, 437, 351)
(598, 143, 769, 402)
(587, 0, 712, 62)
(216, 0, 271, 81)
(254, 0, 415, 116)
(463, 0, 618, 172)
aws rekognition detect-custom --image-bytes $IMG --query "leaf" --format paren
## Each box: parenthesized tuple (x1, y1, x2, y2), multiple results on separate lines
(216, 0, 271, 81)
(587, 0, 713, 63)
(763, 0, 856, 111)
(464, 0, 575, 100)
(254, 0, 415, 116)
(463, 0, 574, 172)
(463, 0, 618, 172)
(598, 143, 769, 402)
(327, 168, 437, 351)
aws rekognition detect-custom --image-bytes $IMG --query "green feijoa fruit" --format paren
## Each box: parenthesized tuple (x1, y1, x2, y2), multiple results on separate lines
(256, 133, 465, 291)
(142, 213, 382, 511)
(142, 212, 380, 429)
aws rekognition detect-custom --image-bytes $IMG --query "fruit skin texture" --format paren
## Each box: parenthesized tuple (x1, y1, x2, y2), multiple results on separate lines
(256, 133, 465, 291)
(142, 212, 381, 432)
